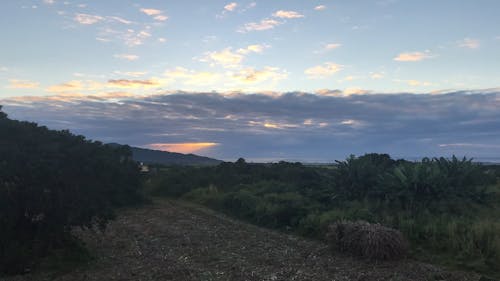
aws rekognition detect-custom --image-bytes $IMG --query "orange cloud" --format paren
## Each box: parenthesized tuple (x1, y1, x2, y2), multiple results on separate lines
(201, 48, 244, 68)
(140, 8, 162, 16)
(108, 79, 162, 88)
(147, 143, 218, 154)
(394, 51, 432, 62)
(305, 62, 343, 79)
(224, 2, 238, 11)
(231, 67, 288, 83)
(7, 79, 40, 89)
(273, 10, 304, 19)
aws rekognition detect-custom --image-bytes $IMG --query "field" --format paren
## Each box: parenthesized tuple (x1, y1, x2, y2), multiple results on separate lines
(5, 200, 480, 281)
(145, 156, 500, 278)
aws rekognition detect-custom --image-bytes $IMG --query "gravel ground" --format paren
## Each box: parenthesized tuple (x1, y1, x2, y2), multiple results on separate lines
(3, 200, 480, 281)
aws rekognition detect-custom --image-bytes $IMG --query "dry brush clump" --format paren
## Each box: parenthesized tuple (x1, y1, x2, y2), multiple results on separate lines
(326, 221, 409, 260)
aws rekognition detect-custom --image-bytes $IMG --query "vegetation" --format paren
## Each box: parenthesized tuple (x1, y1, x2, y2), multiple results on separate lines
(0, 107, 143, 274)
(325, 221, 408, 260)
(145, 155, 500, 276)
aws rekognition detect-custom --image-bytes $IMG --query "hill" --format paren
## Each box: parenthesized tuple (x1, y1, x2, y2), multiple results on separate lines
(129, 146, 222, 166)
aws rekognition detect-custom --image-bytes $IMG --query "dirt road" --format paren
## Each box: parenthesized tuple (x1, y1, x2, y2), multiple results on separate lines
(5, 200, 479, 281)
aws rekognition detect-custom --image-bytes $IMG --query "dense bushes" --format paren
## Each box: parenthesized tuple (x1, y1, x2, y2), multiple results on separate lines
(147, 154, 500, 275)
(0, 107, 142, 274)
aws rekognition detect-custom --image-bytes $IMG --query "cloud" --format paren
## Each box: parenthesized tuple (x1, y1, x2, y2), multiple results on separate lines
(370, 73, 384, 79)
(231, 67, 288, 83)
(201, 48, 244, 68)
(46, 80, 86, 93)
(239, 18, 281, 32)
(7, 79, 40, 89)
(74, 13, 104, 25)
(164, 67, 222, 86)
(114, 54, 139, 61)
(140, 8, 168, 21)
(407, 80, 431, 87)
(154, 15, 168, 21)
(107, 16, 133, 25)
(305, 62, 343, 79)
(236, 44, 269, 55)
(3, 91, 499, 161)
(113, 71, 148, 77)
(43, 0, 55, 4)
(107, 79, 163, 88)
(314, 5, 327, 11)
(224, 2, 238, 11)
(394, 51, 433, 62)
(458, 38, 480, 49)
(273, 10, 305, 19)
(325, 43, 341, 50)
(147, 143, 218, 154)
(140, 8, 162, 16)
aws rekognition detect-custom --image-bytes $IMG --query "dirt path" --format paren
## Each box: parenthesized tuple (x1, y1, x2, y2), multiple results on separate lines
(6, 200, 479, 281)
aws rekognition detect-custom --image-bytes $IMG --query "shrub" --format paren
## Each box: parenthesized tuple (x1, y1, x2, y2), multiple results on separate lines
(326, 221, 408, 260)
(0, 109, 142, 274)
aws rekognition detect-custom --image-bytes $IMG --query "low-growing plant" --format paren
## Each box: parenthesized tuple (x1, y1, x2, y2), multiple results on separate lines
(326, 221, 409, 260)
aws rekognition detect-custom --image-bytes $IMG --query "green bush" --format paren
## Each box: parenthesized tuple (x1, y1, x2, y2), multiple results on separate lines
(146, 153, 500, 275)
(0, 108, 142, 274)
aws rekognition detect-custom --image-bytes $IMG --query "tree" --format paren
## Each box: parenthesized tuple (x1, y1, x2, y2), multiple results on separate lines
(0, 114, 142, 274)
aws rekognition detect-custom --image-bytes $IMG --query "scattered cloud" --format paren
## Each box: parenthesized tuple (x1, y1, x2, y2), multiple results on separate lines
(224, 2, 238, 11)
(140, 8, 162, 16)
(201, 48, 244, 68)
(458, 38, 480, 49)
(113, 71, 148, 78)
(272, 10, 305, 19)
(314, 5, 327, 11)
(7, 79, 40, 89)
(370, 73, 384, 79)
(43, 0, 55, 5)
(237, 44, 269, 55)
(114, 54, 139, 61)
(107, 79, 163, 88)
(394, 51, 433, 62)
(140, 8, 168, 21)
(407, 80, 432, 87)
(46, 80, 107, 93)
(343, 88, 371, 95)
(107, 16, 133, 25)
(74, 13, 104, 25)
(325, 43, 341, 50)
(305, 62, 343, 79)
(164, 67, 222, 86)
(231, 67, 288, 83)
(239, 18, 281, 32)
(153, 15, 168, 21)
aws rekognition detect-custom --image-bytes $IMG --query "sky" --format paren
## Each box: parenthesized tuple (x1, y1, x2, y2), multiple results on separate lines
(1, 0, 500, 162)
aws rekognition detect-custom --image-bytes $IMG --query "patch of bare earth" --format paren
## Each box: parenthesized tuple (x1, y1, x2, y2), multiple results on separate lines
(5, 200, 479, 281)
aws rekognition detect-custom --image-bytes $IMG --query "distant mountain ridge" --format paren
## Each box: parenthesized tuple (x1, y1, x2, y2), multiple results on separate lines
(128, 145, 222, 166)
